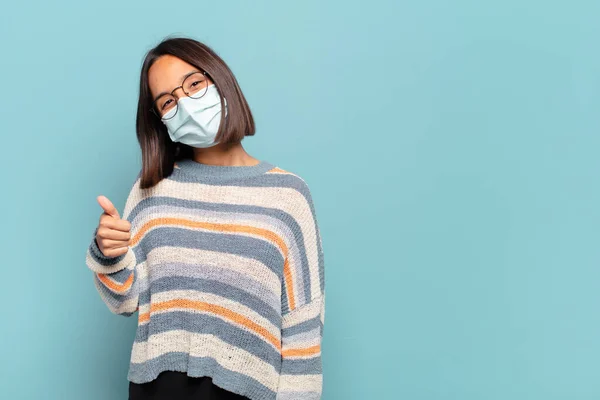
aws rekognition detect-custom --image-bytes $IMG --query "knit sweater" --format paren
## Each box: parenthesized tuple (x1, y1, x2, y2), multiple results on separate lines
(85, 158, 326, 400)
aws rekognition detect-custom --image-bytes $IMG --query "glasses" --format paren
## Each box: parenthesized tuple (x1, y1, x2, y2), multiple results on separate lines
(150, 70, 210, 120)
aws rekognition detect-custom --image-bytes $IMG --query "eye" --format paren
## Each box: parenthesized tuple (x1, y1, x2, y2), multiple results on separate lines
(190, 80, 202, 88)
(161, 98, 172, 109)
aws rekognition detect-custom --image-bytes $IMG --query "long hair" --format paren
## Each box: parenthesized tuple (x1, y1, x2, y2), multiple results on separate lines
(135, 35, 256, 189)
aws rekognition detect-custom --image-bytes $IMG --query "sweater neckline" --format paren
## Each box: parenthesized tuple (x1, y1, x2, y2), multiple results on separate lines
(174, 157, 275, 183)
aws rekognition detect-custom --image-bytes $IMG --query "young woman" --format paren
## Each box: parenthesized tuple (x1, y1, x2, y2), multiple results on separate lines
(84, 36, 326, 400)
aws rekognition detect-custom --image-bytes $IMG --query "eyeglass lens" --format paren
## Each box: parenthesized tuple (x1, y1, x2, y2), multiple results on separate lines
(154, 72, 209, 118)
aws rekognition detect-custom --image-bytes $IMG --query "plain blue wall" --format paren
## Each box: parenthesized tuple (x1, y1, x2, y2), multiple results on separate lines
(1, 1, 599, 398)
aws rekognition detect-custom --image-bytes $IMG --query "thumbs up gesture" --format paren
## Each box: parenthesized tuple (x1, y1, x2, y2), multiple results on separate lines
(95, 195, 132, 258)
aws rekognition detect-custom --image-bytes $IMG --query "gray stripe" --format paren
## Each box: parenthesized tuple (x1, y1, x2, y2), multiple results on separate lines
(136, 205, 295, 243)
(141, 275, 280, 327)
(282, 315, 322, 337)
(139, 261, 280, 312)
(174, 158, 276, 184)
(280, 356, 322, 375)
(136, 227, 284, 279)
(282, 326, 320, 346)
(170, 167, 312, 204)
(134, 311, 280, 367)
(128, 351, 276, 399)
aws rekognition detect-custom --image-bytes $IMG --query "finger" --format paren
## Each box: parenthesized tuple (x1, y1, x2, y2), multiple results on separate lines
(99, 214, 132, 232)
(97, 195, 121, 219)
(99, 237, 130, 250)
(97, 226, 132, 242)
(100, 245, 129, 258)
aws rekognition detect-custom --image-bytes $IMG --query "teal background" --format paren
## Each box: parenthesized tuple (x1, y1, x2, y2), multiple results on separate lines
(1, 0, 599, 398)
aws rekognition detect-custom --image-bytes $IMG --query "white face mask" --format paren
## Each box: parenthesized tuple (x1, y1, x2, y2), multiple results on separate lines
(161, 83, 228, 148)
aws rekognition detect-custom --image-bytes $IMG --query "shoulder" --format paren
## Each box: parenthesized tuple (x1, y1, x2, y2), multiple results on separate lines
(263, 163, 312, 193)
(263, 164, 315, 205)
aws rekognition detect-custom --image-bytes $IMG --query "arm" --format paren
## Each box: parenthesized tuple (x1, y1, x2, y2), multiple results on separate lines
(85, 172, 143, 317)
(277, 179, 326, 399)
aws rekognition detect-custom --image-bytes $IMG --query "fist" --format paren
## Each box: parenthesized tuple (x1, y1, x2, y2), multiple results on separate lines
(95, 195, 132, 258)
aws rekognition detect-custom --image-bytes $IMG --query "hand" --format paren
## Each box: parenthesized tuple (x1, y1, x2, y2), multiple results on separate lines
(95, 195, 132, 258)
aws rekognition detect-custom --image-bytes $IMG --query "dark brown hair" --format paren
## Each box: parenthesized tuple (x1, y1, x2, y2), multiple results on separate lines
(135, 35, 256, 189)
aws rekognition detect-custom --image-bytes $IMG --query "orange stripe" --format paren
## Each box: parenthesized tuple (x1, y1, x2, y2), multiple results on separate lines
(139, 299, 281, 351)
(266, 167, 292, 174)
(283, 257, 295, 310)
(282, 344, 321, 357)
(97, 271, 134, 293)
(138, 311, 149, 323)
(131, 217, 297, 311)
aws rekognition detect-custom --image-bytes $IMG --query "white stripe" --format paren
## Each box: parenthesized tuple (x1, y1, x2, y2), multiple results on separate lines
(282, 326, 321, 347)
(320, 293, 326, 325)
(277, 373, 322, 393)
(86, 247, 135, 275)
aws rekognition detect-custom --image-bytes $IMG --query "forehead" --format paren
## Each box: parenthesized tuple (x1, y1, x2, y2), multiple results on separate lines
(148, 55, 199, 97)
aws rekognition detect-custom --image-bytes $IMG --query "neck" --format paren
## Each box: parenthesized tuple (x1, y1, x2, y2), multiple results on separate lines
(191, 142, 260, 167)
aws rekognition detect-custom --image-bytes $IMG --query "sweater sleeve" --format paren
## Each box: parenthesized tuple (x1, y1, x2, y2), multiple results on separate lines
(276, 178, 326, 400)
(85, 172, 143, 317)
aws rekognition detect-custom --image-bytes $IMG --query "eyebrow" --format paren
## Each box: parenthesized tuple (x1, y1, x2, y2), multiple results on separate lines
(152, 70, 201, 102)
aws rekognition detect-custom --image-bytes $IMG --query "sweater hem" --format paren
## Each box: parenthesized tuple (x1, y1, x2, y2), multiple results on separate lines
(127, 352, 278, 400)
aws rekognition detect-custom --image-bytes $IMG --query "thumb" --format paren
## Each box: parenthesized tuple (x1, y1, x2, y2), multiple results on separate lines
(97, 195, 121, 219)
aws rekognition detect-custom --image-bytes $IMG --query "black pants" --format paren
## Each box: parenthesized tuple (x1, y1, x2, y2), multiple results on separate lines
(129, 371, 250, 400)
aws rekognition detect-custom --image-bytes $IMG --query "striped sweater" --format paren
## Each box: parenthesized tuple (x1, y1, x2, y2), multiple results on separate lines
(85, 158, 326, 400)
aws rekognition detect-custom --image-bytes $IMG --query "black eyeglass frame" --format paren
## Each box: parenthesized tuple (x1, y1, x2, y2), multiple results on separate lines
(149, 70, 211, 119)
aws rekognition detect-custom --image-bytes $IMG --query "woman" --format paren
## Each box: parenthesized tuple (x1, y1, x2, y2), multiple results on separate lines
(84, 36, 326, 400)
